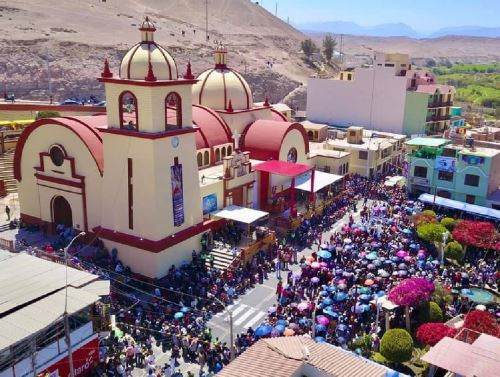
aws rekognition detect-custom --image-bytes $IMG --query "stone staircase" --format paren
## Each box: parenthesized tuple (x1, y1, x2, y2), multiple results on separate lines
(0, 151, 16, 194)
(205, 244, 238, 270)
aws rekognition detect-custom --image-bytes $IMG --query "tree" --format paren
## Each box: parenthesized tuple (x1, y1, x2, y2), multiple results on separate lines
(416, 323, 457, 346)
(417, 223, 448, 244)
(36, 110, 61, 119)
(421, 210, 437, 218)
(431, 282, 452, 309)
(425, 59, 436, 68)
(322, 34, 337, 63)
(380, 329, 414, 364)
(416, 301, 443, 323)
(452, 220, 500, 251)
(301, 39, 317, 61)
(440, 217, 457, 231)
(412, 212, 437, 227)
(445, 241, 465, 263)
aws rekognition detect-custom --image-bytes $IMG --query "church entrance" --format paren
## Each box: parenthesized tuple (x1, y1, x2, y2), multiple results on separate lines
(52, 196, 73, 228)
(231, 187, 244, 207)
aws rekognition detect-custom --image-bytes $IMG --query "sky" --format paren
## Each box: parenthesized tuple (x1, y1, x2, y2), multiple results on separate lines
(262, 0, 500, 32)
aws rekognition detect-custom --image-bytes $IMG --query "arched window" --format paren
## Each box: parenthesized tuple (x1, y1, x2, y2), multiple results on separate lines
(221, 147, 226, 159)
(197, 153, 203, 167)
(119, 91, 138, 130)
(307, 130, 314, 141)
(204, 151, 209, 166)
(215, 148, 221, 162)
(227, 145, 232, 156)
(165, 92, 182, 130)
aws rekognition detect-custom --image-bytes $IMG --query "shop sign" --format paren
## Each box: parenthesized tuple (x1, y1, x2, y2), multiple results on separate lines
(435, 156, 456, 172)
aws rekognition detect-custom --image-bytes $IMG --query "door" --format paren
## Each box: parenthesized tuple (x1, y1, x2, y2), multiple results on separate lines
(232, 187, 244, 207)
(52, 196, 73, 227)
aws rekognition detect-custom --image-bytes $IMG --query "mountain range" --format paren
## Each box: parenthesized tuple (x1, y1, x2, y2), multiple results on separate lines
(298, 21, 500, 38)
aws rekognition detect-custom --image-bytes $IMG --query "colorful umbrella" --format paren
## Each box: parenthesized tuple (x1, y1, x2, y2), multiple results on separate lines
(323, 309, 338, 318)
(180, 306, 191, 313)
(314, 336, 326, 342)
(297, 302, 309, 311)
(284, 328, 295, 336)
(255, 325, 273, 337)
(366, 252, 378, 260)
(276, 319, 288, 327)
(322, 297, 334, 306)
(364, 279, 374, 286)
(316, 315, 330, 325)
(396, 250, 408, 258)
(311, 262, 321, 269)
(274, 324, 286, 333)
(174, 312, 184, 319)
(311, 277, 320, 283)
(335, 292, 348, 301)
(315, 324, 326, 332)
(318, 250, 332, 259)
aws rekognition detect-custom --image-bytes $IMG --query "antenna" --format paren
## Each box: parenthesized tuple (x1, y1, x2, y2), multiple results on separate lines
(275, 2, 278, 17)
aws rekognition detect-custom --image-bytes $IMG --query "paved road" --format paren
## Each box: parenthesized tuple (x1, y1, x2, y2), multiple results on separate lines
(208, 199, 367, 343)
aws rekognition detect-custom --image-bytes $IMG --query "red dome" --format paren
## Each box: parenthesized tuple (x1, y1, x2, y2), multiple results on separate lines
(192, 105, 232, 149)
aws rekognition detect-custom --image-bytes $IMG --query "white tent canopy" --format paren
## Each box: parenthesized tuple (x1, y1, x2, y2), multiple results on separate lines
(212, 205, 269, 224)
(418, 193, 500, 220)
(294, 170, 344, 193)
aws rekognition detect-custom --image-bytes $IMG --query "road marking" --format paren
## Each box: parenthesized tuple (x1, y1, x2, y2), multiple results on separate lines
(228, 303, 247, 318)
(233, 307, 256, 326)
(214, 300, 240, 317)
(241, 310, 267, 330)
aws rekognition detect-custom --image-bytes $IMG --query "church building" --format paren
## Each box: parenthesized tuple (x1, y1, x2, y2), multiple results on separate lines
(14, 17, 312, 277)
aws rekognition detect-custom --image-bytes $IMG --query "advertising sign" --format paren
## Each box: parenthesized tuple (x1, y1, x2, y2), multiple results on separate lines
(41, 337, 98, 377)
(461, 154, 485, 166)
(171, 164, 185, 226)
(202, 194, 218, 215)
(435, 156, 456, 172)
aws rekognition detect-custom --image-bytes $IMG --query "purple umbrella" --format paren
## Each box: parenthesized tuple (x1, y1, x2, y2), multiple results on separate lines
(311, 277, 320, 284)
(396, 250, 408, 258)
(316, 315, 330, 325)
(311, 262, 321, 269)
(297, 302, 309, 311)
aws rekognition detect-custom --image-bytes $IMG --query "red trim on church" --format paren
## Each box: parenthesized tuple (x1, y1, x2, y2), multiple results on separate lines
(98, 77, 198, 87)
(98, 127, 196, 139)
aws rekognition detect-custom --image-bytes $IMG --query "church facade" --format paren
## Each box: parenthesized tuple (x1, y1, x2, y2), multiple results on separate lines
(14, 18, 310, 277)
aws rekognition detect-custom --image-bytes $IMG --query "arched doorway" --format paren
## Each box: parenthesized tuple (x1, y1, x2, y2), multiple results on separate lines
(52, 196, 73, 228)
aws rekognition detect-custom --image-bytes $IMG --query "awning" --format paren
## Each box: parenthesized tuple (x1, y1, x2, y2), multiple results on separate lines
(418, 193, 500, 220)
(295, 170, 344, 192)
(370, 295, 399, 311)
(212, 205, 269, 224)
(384, 176, 406, 187)
(80, 280, 111, 296)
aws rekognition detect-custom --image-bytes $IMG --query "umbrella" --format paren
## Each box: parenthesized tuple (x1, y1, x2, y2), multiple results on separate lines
(378, 269, 390, 278)
(396, 250, 408, 258)
(274, 324, 286, 333)
(398, 270, 408, 276)
(398, 263, 407, 269)
(360, 304, 370, 312)
(311, 277, 320, 284)
(311, 262, 321, 269)
(364, 279, 374, 286)
(367, 264, 376, 270)
(322, 297, 334, 306)
(366, 252, 378, 260)
(314, 336, 326, 343)
(268, 306, 277, 313)
(338, 283, 347, 290)
(174, 312, 184, 319)
(276, 319, 288, 327)
(402, 229, 412, 234)
(255, 325, 273, 337)
(335, 292, 348, 301)
(327, 285, 337, 293)
(376, 290, 386, 297)
(316, 315, 330, 325)
(298, 319, 308, 326)
(270, 329, 281, 337)
(409, 243, 418, 249)
(359, 287, 371, 294)
(180, 307, 191, 313)
(318, 250, 332, 259)
(320, 262, 328, 267)
(297, 302, 309, 311)
(404, 255, 412, 262)
(320, 290, 329, 297)
(324, 309, 338, 318)
(359, 294, 371, 301)
(337, 324, 348, 332)
(353, 303, 365, 314)
(344, 238, 352, 244)
(284, 328, 295, 336)
(315, 324, 327, 332)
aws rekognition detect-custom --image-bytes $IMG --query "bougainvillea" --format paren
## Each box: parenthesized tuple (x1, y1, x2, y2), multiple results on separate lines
(416, 323, 457, 346)
(452, 220, 500, 251)
(388, 277, 435, 307)
(463, 310, 500, 338)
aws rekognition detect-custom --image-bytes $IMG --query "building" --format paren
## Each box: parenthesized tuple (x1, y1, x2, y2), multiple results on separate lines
(15, 17, 337, 278)
(307, 52, 456, 136)
(0, 251, 108, 377)
(406, 137, 500, 208)
(309, 126, 406, 178)
(216, 336, 394, 377)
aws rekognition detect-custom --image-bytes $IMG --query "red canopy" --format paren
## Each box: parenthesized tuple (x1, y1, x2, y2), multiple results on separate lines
(253, 160, 313, 177)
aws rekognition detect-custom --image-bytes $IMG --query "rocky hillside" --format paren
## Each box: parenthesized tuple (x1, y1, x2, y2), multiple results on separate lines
(0, 0, 312, 102)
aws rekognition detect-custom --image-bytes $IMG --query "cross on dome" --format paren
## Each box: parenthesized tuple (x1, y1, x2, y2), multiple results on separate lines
(215, 42, 228, 69)
(139, 16, 156, 42)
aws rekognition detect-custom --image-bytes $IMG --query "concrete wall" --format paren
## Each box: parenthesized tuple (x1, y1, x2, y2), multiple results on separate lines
(307, 66, 409, 134)
(403, 91, 429, 136)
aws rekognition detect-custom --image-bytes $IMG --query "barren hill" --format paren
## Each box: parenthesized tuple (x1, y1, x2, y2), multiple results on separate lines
(0, 0, 311, 103)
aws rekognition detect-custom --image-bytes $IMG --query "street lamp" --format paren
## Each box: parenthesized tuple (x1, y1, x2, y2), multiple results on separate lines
(440, 231, 449, 266)
(63, 231, 86, 377)
(211, 295, 235, 361)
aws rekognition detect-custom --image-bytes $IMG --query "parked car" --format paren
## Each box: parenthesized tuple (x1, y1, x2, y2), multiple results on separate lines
(95, 100, 106, 107)
(60, 99, 81, 106)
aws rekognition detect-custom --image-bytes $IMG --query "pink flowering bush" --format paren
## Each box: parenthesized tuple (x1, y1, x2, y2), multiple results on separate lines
(388, 277, 435, 307)
(416, 323, 457, 346)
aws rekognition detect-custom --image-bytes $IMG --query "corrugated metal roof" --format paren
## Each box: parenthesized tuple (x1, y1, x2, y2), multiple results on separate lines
(0, 287, 99, 350)
(0, 252, 99, 315)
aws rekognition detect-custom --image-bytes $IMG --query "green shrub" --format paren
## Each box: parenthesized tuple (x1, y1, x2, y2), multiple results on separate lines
(371, 352, 388, 364)
(36, 110, 61, 119)
(440, 217, 457, 231)
(380, 329, 414, 363)
(445, 241, 464, 263)
(417, 301, 443, 323)
(416, 223, 447, 243)
(421, 210, 436, 218)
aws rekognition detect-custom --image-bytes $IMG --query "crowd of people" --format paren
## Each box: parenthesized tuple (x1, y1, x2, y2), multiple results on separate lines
(29, 172, 498, 377)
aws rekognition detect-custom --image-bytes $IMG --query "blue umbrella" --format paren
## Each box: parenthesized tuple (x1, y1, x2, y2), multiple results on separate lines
(402, 229, 412, 234)
(360, 304, 370, 312)
(322, 297, 334, 306)
(335, 292, 347, 301)
(324, 309, 338, 319)
(298, 318, 309, 326)
(337, 336, 347, 344)
(323, 305, 333, 311)
(359, 294, 371, 301)
(315, 324, 326, 332)
(180, 306, 191, 313)
(373, 260, 382, 267)
(276, 319, 288, 327)
(274, 324, 286, 334)
(255, 325, 273, 337)
(327, 285, 337, 293)
(337, 324, 348, 332)
(318, 250, 332, 259)
(376, 290, 386, 297)
(366, 252, 378, 260)
(174, 312, 184, 319)
(314, 336, 326, 342)
(320, 290, 329, 297)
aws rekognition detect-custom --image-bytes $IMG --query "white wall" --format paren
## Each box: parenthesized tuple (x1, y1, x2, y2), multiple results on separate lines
(307, 66, 408, 134)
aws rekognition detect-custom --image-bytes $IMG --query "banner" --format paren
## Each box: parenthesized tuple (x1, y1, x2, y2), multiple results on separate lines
(461, 154, 485, 166)
(171, 164, 185, 226)
(202, 194, 217, 215)
(41, 337, 98, 377)
(435, 156, 456, 172)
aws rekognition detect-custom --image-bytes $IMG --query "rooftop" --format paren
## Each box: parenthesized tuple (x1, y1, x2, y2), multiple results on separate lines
(308, 143, 351, 159)
(406, 137, 450, 148)
(325, 137, 395, 151)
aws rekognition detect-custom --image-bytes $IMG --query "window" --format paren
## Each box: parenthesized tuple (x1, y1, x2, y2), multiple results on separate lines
(349, 130, 355, 136)
(221, 147, 226, 159)
(358, 151, 368, 160)
(197, 153, 203, 167)
(287, 147, 298, 163)
(441, 149, 457, 158)
(307, 130, 314, 141)
(466, 195, 475, 204)
(385, 63, 395, 67)
(128, 158, 133, 229)
(438, 171, 454, 181)
(119, 91, 138, 130)
(165, 92, 182, 130)
(414, 166, 427, 178)
(464, 174, 479, 187)
(49, 145, 65, 166)
(227, 145, 232, 155)
(345, 163, 349, 173)
(204, 151, 209, 166)
(437, 190, 451, 199)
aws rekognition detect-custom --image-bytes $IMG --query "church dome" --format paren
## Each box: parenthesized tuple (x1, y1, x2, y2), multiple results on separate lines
(119, 17, 178, 80)
(192, 43, 253, 111)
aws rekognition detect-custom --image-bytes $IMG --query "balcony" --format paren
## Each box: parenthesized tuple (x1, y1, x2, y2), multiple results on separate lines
(428, 101, 453, 108)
